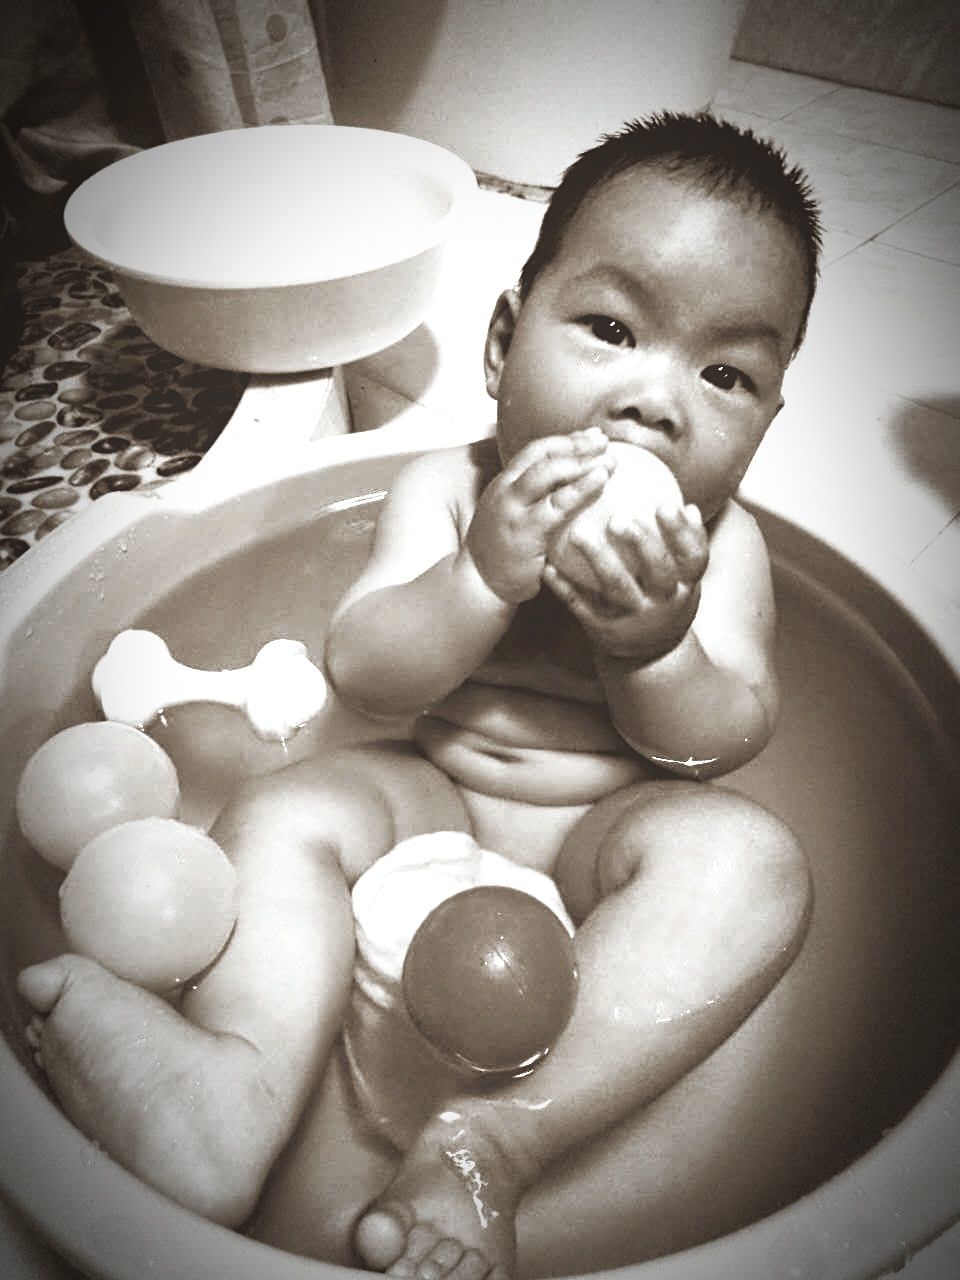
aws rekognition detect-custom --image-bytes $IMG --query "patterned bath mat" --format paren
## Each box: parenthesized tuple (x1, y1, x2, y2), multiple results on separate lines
(0, 248, 247, 571)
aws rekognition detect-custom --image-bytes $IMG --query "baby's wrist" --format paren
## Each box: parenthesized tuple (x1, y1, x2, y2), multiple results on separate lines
(594, 625, 694, 679)
(456, 544, 523, 612)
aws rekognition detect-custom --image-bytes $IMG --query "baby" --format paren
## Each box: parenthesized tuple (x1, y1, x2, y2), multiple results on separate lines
(18, 112, 821, 1280)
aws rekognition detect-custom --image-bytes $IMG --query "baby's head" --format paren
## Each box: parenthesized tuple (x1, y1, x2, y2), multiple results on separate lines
(520, 111, 821, 350)
(485, 112, 822, 519)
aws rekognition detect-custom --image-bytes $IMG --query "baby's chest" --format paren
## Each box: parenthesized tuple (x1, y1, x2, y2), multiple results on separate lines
(478, 593, 600, 699)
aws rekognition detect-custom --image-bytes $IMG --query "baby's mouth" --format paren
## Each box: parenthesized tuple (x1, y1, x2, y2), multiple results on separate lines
(594, 422, 651, 448)
(595, 423, 667, 460)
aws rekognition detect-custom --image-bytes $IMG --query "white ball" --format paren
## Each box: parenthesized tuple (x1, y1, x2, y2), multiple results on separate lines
(60, 817, 238, 991)
(548, 443, 683, 588)
(16, 721, 180, 870)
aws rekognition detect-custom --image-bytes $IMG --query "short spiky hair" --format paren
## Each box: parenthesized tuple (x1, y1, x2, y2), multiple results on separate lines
(519, 112, 822, 351)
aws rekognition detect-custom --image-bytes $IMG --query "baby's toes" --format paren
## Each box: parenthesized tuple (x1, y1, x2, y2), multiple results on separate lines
(412, 1236, 465, 1280)
(388, 1223, 443, 1277)
(355, 1201, 415, 1270)
(448, 1250, 503, 1280)
(24, 1014, 44, 1050)
(24, 1014, 45, 1068)
(17, 955, 77, 1014)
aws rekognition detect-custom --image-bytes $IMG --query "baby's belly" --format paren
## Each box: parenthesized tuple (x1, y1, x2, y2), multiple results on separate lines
(414, 681, 650, 807)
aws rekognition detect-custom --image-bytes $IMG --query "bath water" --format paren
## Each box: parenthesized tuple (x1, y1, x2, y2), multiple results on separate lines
(4, 491, 959, 1275)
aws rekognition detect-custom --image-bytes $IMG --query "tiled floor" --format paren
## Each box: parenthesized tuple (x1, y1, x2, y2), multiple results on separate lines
(353, 60, 960, 619)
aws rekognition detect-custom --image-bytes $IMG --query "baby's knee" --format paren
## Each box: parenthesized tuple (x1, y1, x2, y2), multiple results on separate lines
(211, 758, 392, 884)
(728, 795, 811, 946)
(597, 783, 810, 934)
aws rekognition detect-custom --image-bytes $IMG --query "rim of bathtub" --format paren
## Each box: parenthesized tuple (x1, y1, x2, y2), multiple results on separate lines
(0, 369, 958, 1280)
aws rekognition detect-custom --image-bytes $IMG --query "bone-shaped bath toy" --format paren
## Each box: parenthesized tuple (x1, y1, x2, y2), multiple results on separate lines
(93, 630, 327, 741)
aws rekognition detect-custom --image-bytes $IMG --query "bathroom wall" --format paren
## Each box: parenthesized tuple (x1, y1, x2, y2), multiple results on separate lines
(322, 0, 748, 186)
(733, 0, 960, 106)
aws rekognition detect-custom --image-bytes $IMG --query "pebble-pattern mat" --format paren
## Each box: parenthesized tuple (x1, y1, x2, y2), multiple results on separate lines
(0, 248, 248, 571)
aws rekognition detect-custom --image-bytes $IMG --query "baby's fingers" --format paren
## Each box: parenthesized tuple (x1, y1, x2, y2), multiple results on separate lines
(541, 463, 611, 521)
(559, 529, 645, 610)
(502, 429, 609, 492)
(608, 518, 679, 598)
(610, 504, 706, 592)
(543, 562, 609, 625)
(656, 503, 709, 580)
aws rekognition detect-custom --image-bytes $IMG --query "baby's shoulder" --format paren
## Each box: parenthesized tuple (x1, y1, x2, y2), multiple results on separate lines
(707, 496, 766, 552)
(393, 437, 496, 505)
(701, 498, 773, 601)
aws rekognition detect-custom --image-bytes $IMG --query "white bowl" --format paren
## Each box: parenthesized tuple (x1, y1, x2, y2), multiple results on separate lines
(64, 125, 477, 372)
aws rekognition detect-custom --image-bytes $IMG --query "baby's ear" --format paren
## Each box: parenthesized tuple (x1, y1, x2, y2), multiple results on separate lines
(484, 289, 523, 398)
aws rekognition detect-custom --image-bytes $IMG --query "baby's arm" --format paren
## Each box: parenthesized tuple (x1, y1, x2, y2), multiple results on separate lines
(327, 432, 611, 717)
(547, 499, 779, 777)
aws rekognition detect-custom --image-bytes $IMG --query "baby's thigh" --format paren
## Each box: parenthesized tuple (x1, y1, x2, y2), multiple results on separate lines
(556, 779, 810, 932)
(305, 740, 475, 883)
(217, 740, 472, 886)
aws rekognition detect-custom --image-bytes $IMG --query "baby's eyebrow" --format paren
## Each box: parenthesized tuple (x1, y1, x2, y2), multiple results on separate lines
(567, 265, 638, 295)
(707, 319, 784, 347)
(704, 320, 788, 362)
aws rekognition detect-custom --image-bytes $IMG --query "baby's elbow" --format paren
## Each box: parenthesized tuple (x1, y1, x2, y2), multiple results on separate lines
(323, 627, 351, 698)
(628, 687, 777, 781)
(641, 732, 765, 781)
(704, 691, 778, 777)
(325, 637, 420, 720)
(324, 627, 375, 713)
(326, 652, 386, 718)
(640, 747, 737, 782)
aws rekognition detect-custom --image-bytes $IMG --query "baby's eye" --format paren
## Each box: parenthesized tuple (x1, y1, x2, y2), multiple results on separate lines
(582, 315, 633, 347)
(702, 363, 755, 394)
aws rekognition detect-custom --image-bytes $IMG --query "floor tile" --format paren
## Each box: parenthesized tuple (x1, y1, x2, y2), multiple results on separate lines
(877, 181, 960, 265)
(346, 372, 458, 436)
(713, 59, 837, 120)
(785, 85, 960, 164)
(819, 227, 864, 267)
(745, 379, 960, 564)
(803, 241, 960, 413)
(912, 515, 960, 606)
(716, 109, 960, 239)
(353, 188, 545, 428)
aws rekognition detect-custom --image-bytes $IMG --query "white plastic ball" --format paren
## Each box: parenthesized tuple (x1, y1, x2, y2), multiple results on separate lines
(59, 817, 238, 991)
(16, 721, 180, 870)
(548, 443, 684, 588)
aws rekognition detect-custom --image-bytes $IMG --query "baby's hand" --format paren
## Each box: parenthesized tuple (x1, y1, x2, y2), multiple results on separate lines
(466, 429, 613, 603)
(544, 500, 709, 661)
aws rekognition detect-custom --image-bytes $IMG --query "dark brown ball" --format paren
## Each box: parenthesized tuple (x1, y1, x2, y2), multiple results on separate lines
(402, 885, 578, 1073)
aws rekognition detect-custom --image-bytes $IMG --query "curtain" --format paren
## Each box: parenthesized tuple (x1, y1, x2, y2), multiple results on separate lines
(122, 0, 333, 140)
(0, 0, 333, 204)
(0, 0, 139, 200)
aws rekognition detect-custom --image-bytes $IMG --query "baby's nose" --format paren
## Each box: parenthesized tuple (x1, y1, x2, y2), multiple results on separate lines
(611, 351, 684, 435)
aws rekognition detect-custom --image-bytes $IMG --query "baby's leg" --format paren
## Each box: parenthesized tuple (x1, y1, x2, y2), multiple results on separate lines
(354, 781, 810, 1279)
(17, 741, 469, 1227)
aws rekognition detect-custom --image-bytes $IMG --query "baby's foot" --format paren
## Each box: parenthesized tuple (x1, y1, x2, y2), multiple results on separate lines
(17, 955, 288, 1226)
(353, 1109, 528, 1280)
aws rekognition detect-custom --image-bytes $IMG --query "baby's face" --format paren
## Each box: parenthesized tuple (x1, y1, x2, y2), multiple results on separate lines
(490, 167, 809, 520)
